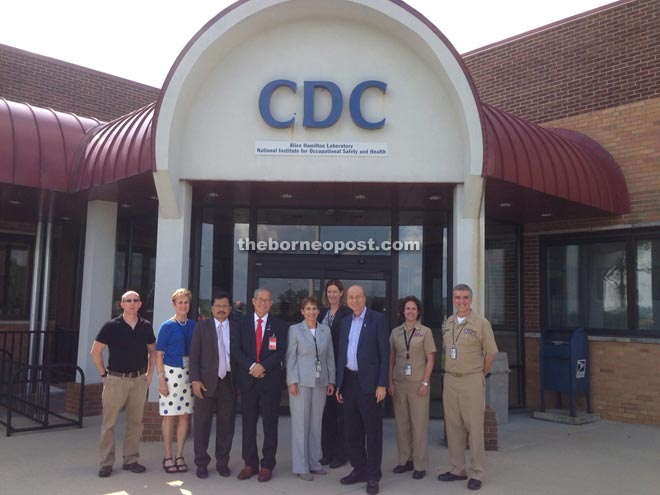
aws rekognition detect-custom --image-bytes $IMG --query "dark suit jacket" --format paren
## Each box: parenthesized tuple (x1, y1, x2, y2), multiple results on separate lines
(231, 313, 287, 391)
(318, 305, 353, 363)
(336, 308, 389, 394)
(189, 317, 237, 396)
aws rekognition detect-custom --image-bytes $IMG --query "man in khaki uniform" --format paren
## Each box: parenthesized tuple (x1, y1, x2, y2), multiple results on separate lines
(438, 284, 498, 491)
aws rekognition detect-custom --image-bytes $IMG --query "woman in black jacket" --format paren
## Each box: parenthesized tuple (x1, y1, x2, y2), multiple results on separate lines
(317, 279, 352, 468)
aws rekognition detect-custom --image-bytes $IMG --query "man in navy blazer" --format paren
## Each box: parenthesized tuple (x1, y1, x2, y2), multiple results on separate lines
(231, 288, 287, 483)
(336, 285, 390, 495)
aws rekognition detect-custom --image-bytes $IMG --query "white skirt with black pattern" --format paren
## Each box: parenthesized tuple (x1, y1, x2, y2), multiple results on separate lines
(159, 356, 194, 416)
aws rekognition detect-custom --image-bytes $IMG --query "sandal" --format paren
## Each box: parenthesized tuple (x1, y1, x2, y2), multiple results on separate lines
(175, 456, 188, 473)
(163, 457, 178, 474)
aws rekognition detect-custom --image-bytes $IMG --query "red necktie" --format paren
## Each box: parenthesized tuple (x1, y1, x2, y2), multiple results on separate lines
(255, 318, 263, 363)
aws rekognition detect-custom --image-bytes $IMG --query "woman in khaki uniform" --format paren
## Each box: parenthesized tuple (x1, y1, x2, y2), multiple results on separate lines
(388, 296, 436, 480)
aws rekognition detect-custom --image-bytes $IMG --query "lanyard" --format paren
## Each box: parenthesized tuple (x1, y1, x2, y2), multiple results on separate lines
(403, 324, 415, 360)
(309, 327, 319, 361)
(452, 320, 466, 347)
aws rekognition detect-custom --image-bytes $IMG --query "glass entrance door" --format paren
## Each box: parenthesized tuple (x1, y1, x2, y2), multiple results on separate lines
(253, 255, 391, 326)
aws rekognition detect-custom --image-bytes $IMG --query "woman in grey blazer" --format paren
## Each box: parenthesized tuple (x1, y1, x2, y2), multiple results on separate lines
(286, 296, 336, 481)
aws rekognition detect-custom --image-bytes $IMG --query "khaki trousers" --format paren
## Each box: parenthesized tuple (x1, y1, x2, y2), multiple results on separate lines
(392, 379, 431, 470)
(442, 373, 486, 480)
(99, 374, 148, 467)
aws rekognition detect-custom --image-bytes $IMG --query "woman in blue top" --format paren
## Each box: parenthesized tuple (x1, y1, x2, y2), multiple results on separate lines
(156, 288, 196, 473)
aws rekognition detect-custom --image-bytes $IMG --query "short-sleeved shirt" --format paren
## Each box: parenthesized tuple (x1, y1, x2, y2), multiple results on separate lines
(390, 320, 437, 382)
(96, 315, 156, 373)
(156, 319, 195, 368)
(442, 310, 498, 375)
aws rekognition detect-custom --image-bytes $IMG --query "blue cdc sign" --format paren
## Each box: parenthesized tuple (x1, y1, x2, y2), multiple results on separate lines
(259, 79, 387, 129)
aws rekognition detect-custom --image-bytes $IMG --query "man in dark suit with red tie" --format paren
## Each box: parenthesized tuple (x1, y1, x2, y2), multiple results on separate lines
(231, 288, 287, 482)
(189, 292, 237, 479)
(336, 285, 390, 495)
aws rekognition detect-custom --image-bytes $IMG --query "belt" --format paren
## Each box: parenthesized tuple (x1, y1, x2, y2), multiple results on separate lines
(344, 367, 358, 375)
(107, 369, 146, 378)
(445, 371, 480, 378)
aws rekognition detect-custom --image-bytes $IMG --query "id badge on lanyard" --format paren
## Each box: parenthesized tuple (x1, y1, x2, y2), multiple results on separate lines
(315, 360, 322, 378)
(450, 345, 458, 360)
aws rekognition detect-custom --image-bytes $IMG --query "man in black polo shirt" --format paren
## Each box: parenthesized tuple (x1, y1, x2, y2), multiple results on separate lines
(91, 290, 157, 478)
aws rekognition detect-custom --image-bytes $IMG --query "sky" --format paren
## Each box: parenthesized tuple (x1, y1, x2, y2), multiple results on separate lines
(1, 0, 616, 88)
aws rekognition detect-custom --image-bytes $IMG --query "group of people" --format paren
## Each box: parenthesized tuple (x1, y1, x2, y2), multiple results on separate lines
(90, 281, 497, 492)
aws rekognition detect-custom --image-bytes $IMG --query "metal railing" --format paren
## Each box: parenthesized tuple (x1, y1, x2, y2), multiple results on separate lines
(0, 329, 84, 436)
(0, 361, 85, 436)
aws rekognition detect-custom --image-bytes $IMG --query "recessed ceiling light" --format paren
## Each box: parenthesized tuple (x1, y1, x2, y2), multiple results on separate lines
(60, 216, 71, 221)
(499, 202, 512, 208)
(428, 195, 441, 201)
(281, 193, 293, 199)
(149, 195, 158, 200)
(541, 212, 553, 217)
(354, 194, 366, 200)
(8, 199, 21, 205)
(120, 203, 132, 208)
(207, 192, 219, 198)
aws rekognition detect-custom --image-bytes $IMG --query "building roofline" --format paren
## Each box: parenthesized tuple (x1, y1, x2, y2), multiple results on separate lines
(0, 43, 161, 91)
(462, 0, 632, 57)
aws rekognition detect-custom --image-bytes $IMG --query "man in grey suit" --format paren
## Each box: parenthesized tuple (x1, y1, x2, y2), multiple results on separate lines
(286, 296, 336, 481)
(189, 292, 236, 479)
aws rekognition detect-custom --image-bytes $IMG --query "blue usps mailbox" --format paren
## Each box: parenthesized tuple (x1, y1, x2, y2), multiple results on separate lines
(539, 328, 592, 417)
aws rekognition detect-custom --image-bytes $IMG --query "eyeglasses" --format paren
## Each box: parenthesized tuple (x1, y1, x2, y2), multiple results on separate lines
(123, 298, 140, 303)
(213, 304, 231, 309)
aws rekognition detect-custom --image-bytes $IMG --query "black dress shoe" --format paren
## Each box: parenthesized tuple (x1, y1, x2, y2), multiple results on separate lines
(366, 480, 379, 495)
(98, 466, 112, 478)
(393, 461, 414, 473)
(468, 478, 482, 490)
(329, 457, 347, 469)
(437, 471, 468, 481)
(319, 457, 331, 465)
(340, 470, 368, 485)
(216, 465, 230, 477)
(413, 470, 425, 479)
(122, 462, 146, 473)
(196, 465, 208, 479)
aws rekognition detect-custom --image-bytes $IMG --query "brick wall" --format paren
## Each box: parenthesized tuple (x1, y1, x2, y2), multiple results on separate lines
(0, 44, 159, 121)
(142, 402, 162, 442)
(66, 382, 103, 416)
(523, 236, 540, 333)
(526, 337, 660, 425)
(464, 0, 660, 124)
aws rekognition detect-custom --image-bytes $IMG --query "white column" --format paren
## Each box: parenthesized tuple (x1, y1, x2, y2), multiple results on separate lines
(452, 179, 486, 314)
(152, 180, 193, 336)
(76, 200, 118, 383)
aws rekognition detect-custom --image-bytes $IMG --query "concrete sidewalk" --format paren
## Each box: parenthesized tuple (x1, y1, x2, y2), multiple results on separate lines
(1, 410, 658, 495)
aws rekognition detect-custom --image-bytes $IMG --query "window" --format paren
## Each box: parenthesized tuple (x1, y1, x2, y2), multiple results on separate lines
(543, 231, 660, 335)
(0, 235, 33, 320)
(546, 243, 627, 330)
(637, 240, 660, 331)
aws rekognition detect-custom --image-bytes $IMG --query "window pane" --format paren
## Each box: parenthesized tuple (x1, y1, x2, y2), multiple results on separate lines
(0, 240, 31, 320)
(397, 225, 422, 300)
(485, 248, 505, 325)
(546, 242, 627, 330)
(637, 240, 660, 331)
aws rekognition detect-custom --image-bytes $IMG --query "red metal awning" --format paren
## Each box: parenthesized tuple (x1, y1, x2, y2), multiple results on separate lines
(482, 102, 630, 216)
(0, 96, 630, 221)
(0, 98, 101, 192)
(69, 102, 155, 192)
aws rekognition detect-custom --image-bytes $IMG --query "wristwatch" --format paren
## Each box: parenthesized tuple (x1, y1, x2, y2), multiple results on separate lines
(101, 371, 108, 378)
(421, 381, 429, 387)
